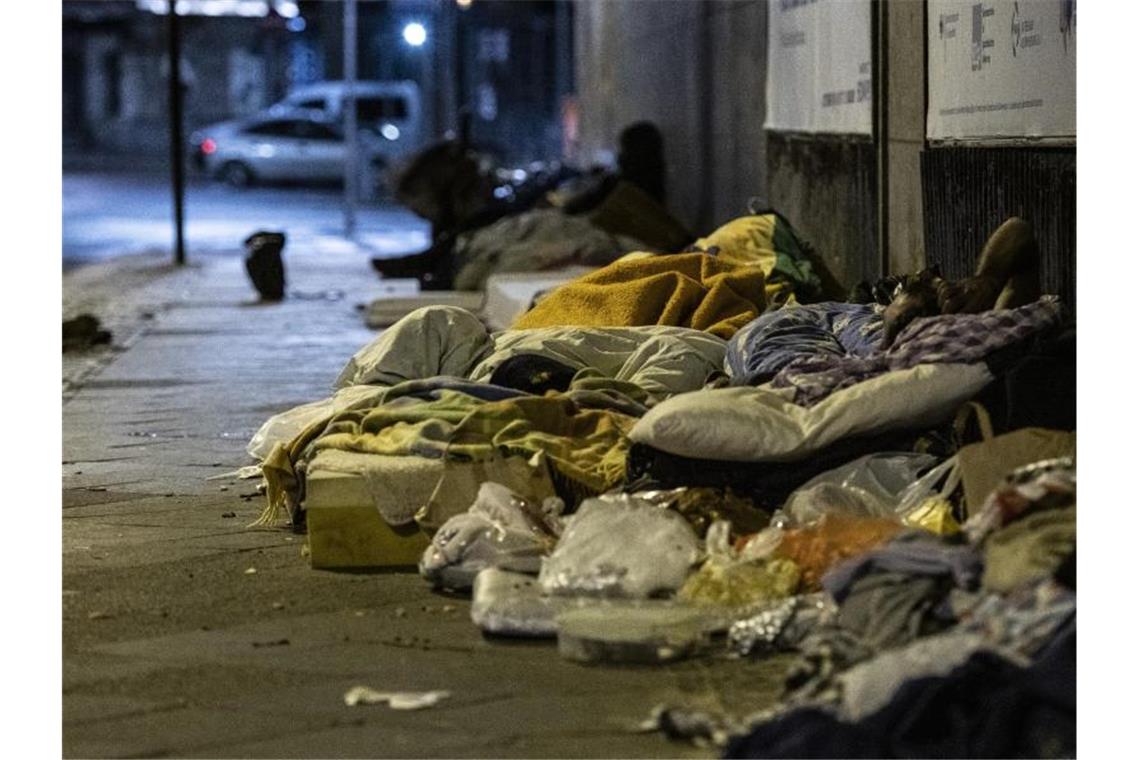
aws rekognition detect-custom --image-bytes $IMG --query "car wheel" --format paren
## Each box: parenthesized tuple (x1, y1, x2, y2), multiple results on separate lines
(220, 161, 254, 188)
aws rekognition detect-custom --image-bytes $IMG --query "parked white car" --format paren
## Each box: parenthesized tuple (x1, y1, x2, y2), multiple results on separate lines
(189, 115, 388, 188)
(268, 80, 424, 157)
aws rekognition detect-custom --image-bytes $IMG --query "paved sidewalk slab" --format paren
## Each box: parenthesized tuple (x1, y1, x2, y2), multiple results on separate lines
(62, 245, 788, 757)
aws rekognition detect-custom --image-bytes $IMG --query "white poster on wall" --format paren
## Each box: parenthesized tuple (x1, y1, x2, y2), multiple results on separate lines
(765, 0, 872, 135)
(927, 0, 1076, 140)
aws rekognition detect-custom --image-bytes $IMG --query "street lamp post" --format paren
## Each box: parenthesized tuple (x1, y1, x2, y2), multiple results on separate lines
(343, 0, 358, 239)
(167, 5, 186, 265)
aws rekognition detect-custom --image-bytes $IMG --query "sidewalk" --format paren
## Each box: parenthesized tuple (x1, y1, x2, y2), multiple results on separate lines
(62, 246, 789, 758)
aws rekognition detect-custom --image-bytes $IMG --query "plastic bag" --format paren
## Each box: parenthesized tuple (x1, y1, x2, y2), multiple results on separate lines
(419, 482, 565, 590)
(678, 556, 800, 607)
(728, 592, 839, 656)
(902, 498, 961, 536)
(623, 487, 771, 539)
(538, 494, 702, 598)
(778, 452, 940, 527)
(677, 520, 801, 606)
(896, 455, 961, 514)
(772, 514, 904, 590)
(470, 567, 575, 637)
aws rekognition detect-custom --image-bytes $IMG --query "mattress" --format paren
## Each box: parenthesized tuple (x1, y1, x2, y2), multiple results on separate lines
(304, 450, 440, 569)
(303, 449, 555, 569)
(480, 267, 597, 330)
(364, 291, 486, 329)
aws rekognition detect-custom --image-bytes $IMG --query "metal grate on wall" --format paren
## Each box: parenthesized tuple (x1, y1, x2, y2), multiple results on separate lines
(921, 146, 1076, 311)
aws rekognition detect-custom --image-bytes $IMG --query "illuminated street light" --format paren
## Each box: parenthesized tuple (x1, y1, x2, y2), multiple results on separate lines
(402, 22, 427, 47)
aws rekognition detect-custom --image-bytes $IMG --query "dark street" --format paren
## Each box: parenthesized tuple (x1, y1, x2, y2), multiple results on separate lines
(63, 170, 428, 269)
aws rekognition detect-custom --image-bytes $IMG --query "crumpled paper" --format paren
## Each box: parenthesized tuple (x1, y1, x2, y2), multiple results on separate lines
(343, 686, 451, 710)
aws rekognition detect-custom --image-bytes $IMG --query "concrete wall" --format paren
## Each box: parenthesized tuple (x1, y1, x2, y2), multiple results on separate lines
(766, 133, 878, 294)
(707, 1, 770, 225)
(574, 0, 874, 289)
(884, 0, 926, 276)
(573, 0, 767, 235)
(573, 0, 1074, 300)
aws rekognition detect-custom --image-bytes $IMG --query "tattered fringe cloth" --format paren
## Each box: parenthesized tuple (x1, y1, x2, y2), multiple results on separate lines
(250, 434, 620, 532)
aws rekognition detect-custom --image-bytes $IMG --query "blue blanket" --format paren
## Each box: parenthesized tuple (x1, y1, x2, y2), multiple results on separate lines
(725, 303, 884, 386)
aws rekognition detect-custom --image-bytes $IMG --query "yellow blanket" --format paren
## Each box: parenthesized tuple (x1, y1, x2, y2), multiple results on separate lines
(511, 252, 767, 339)
(258, 390, 636, 527)
(691, 213, 824, 306)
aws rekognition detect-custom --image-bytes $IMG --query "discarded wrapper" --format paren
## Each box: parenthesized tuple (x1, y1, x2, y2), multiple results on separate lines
(343, 686, 451, 710)
(207, 465, 263, 481)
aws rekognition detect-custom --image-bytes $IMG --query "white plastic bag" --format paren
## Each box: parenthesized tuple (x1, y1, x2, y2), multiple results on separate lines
(778, 452, 940, 527)
(896, 455, 961, 515)
(419, 482, 564, 590)
(538, 495, 702, 598)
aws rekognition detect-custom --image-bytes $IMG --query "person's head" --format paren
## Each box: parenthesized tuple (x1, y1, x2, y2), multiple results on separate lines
(619, 121, 663, 156)
(393, 140, 495, 229)
(617, 121, 666, 202)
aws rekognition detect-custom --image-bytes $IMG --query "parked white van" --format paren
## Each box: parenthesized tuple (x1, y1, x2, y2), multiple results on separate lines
(267, 80, 425, 164)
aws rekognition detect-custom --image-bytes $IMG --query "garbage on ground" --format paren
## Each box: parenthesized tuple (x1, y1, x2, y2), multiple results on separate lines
(343, 686, 450, 710)
(675, 520, 801, 607)
(244, 211, 1075, 756)
(207, 465, 264, 481)
(624, 487, 771, 539)
(243, 230, 287, 302)
(538, 494, 701, 599)
(556, 606, 711, 664)
(678, 556, 800, 607)
(728, 593, 838, 656)
(419, 482, 564, 591)
(63, 314, 112, 352)
(470, 567, 572, 637)
(776, 452, 939, 527)
(767, 514, 905, 591)
(900, 496, 961, 535)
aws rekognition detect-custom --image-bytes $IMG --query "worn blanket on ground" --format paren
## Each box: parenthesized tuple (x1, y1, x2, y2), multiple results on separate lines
(451, 208, 643, 292)
(335, 305, 725, 406)
(768, 296, 1065, 406)
(511, 253, 768, 339)
(725, 302, 884, 387)
(261, 389, 637, 525)
(689, 212, 823, 306)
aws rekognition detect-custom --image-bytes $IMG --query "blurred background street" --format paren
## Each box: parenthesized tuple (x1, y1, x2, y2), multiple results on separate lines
(63, 168, 429, 269)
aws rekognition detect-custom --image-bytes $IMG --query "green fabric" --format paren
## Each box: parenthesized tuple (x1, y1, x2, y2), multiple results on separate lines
(982, 505, 1076, 594)
(770, 215, 823, 299)
(315, 390, 486, 455)
(312, 391, 636, 495)
(691, 213, 823, 304)
(567, 367, 652, 406)
(260, 389, 638, 527)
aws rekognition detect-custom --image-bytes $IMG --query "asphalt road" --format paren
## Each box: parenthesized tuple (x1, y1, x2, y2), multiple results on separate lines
(63, 170, 430, 269)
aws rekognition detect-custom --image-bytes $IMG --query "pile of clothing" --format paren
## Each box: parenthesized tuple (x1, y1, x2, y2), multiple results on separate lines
(248, 211, 1075, 758)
